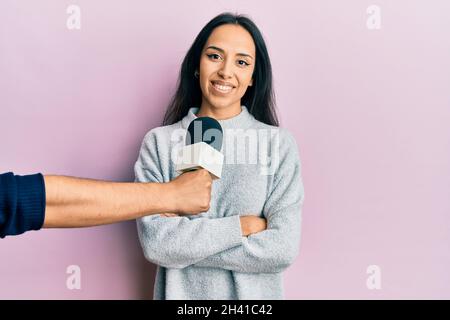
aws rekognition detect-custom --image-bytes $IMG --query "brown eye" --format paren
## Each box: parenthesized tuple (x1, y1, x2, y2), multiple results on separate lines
(238, 60, 250, 66)
(207, 53, 221, 60)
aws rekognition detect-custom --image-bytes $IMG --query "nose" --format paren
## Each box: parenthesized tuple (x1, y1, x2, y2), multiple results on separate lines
(217, 59, 233, 79)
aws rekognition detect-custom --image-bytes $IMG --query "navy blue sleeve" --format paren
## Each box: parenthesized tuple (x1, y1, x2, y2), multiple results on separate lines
(0, 172, 46, 238)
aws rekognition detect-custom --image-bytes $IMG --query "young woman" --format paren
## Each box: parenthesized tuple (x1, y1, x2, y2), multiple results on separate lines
(134, 13, 305, 300)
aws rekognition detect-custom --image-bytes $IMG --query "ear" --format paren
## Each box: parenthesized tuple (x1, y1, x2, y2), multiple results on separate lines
(249, 78, 253, 86)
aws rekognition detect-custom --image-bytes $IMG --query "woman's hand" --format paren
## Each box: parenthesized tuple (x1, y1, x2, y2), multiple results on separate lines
(239, 216, 267, 237)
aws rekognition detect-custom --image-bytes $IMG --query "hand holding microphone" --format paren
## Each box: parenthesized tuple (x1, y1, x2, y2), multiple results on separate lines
(161, 117, 222, 218)
(0, 118, 222, 237)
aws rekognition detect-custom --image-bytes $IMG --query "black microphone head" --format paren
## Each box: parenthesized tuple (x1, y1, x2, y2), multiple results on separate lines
(185, 117, 223, 151)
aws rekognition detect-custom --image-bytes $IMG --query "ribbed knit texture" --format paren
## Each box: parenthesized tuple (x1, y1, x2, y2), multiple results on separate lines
(0, 172, 46, 238)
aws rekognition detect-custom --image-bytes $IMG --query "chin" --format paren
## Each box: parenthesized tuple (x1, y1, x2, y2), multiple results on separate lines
(209, 97, 237, 109)
(211, 102, 231, 109)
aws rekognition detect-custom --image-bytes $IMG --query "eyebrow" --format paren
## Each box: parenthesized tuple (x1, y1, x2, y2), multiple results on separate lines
(205, 45, 254, 60)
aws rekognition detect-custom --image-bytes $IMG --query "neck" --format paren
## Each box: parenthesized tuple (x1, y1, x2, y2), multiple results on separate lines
(197, 101, 242, 120)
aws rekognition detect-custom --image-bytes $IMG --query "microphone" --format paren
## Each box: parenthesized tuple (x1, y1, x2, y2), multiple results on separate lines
(175, 117, 224, 179)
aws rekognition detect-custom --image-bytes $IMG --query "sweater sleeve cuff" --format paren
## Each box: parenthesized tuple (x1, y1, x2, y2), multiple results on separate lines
(16, 173, 46, 232)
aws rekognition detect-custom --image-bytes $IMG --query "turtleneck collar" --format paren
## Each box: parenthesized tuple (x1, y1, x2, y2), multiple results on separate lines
(180, 106, 255, 130)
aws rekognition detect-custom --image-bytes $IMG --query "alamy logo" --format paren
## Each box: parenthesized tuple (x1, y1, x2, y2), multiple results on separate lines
(170, 128, 281, 176)
(366, 5, 381, 30)
(366, 265, 382, 290)
(66, 265, 81, 290)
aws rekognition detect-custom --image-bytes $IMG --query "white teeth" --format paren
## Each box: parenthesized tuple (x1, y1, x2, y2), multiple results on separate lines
(212, 82, 233, 92)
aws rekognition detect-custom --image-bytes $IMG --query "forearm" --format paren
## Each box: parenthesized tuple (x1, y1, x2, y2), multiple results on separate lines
(195, 205, 302, 273)
(137, 214, 243, 269)
(195, 233, 297, 273)
(197, 130, 305, 273)
(43, 175, 174, 228)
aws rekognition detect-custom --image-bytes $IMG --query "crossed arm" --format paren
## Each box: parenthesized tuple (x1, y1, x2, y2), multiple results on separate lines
(135, 130, 304, 274)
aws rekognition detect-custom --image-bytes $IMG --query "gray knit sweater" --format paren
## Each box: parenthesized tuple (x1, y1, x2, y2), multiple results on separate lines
(134, 106, 305, 300)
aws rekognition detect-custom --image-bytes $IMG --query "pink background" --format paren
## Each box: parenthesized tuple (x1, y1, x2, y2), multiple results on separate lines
(1, 0, 449, 299)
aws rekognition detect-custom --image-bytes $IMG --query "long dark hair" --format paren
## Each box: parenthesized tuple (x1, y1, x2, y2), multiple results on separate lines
(162, 12, 279, 126)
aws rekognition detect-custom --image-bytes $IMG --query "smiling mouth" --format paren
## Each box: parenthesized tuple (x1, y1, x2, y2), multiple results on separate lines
(211, 81, 235, 94)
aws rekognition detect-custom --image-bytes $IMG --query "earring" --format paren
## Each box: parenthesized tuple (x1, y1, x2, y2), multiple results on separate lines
(194, 70, 199, 78)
